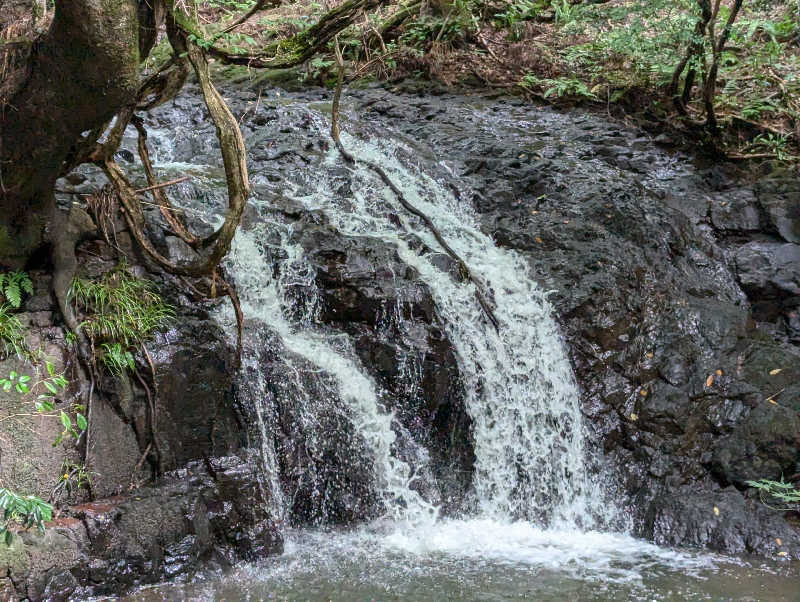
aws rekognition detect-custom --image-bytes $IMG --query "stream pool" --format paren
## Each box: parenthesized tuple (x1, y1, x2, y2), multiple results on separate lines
(120, 520, 799, 601)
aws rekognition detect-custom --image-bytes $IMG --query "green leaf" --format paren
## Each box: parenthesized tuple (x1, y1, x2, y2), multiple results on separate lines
(36, 398, 54, 412)
(60, 411, 71, 430)
(18, 375, 30, 384)
(4, 530, 11, 546)
(20, 275, 33, 296)
(76, 413, 87, 431)
(46, 361, 55, 378)
(44, 381, 57, 395)
(5, 283, 21, 308)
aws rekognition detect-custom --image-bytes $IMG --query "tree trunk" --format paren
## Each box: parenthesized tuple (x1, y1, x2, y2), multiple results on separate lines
(0, 0, 141, 268)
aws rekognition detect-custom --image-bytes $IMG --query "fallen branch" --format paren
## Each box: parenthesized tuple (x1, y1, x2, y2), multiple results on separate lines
(329, 43, 499, 332)
(132, 117, 200, 248)
(134, 175, 191, 193)
(169, 0, 391, 70)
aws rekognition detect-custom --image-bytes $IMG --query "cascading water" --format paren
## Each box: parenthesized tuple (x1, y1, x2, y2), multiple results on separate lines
(292, 125, 606, 527)
(222, 215, 438, 524)
(120, 89, 800, 600)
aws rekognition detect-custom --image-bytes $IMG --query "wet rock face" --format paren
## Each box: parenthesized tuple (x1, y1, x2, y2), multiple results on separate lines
(58, 80, 798, 561)
(291, 222, 473, 512)
(2, 456, 281, 600)
(0, 233, 262, 595)
(68, 237, 245, 492)
(229, 217, 472, 523)
(334, 85, 800, 556)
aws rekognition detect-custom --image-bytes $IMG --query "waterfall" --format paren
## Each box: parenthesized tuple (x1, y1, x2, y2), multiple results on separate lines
(125, 93, 749, 598)
(285, 127, 606, 527)
(150, 98, 609, 529)
(223, 216, 439, 525)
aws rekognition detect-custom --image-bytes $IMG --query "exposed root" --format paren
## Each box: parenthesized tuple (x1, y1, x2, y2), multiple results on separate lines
(50, 206, 98, 359)
(132, 116, 200, 249)
(134, 366, 161, 476)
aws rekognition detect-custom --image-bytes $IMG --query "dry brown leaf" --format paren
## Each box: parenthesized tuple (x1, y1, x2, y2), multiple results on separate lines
(776, 538, 782, 546)
(639, 389, 647, 397)
(630, 413, 638, 421)
(646, 352, 654, 359)
(768, 398, 778, 405)
(705, 374, 714, 388)
(769, 368, 782, 376)
(778, 551, 787, 557)
(713, 506, 720, 516)
(716, 369, 723, 376)
(535, 236, 543, 244)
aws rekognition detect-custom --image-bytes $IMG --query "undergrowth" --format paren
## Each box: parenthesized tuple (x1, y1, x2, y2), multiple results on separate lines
(69, 265, 174, 374)
(69, 267, 175, 348)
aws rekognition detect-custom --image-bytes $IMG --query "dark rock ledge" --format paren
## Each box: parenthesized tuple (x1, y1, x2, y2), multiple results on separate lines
(0, 456, 281, 601)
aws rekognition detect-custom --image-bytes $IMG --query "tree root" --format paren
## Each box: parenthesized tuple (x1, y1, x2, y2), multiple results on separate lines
(50, 205, 98, 359)
(132, 116, 200, 248)
(329, 48, 500, 332)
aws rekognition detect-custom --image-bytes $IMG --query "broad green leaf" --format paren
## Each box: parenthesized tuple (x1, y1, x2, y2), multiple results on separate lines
(5, 283, 21, 308)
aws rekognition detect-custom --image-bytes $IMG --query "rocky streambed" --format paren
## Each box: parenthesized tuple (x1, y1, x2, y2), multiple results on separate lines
(1, 78, 798, 599)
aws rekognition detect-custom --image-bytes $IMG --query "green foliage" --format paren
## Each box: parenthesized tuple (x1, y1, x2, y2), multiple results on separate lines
(51, 460, 92, 502)
(494, 0, 543, 28)
(0, 303, 26, 359)
(0, 488, 52, 545)
(101, 343, 135, 375)
(747, 478, 800, 510)
(69, 266, 175, 347)
(0, 271, 33, 309)
(0, 370, 31, 394)
(521, 74, 597, 100)
(401, 15, 470, 49)
(1, 359, 80, 447)
(0, 271, 32, 359)
(740, 99, 779, 120)
(302, 55, 335, 83)
(53, 405, 86, 448)
(750, 133, 795, 160)
(33, 360, 70, 415)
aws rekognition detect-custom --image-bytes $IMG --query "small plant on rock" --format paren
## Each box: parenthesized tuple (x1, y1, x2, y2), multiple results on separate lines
(69, 266, 174, 346)
(101, 343, 136, 375)
(0, 271, 33, 309)
(746, 478, 800, 510)
(0, 488, 53, 545)
(0, 303, 27, 359)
